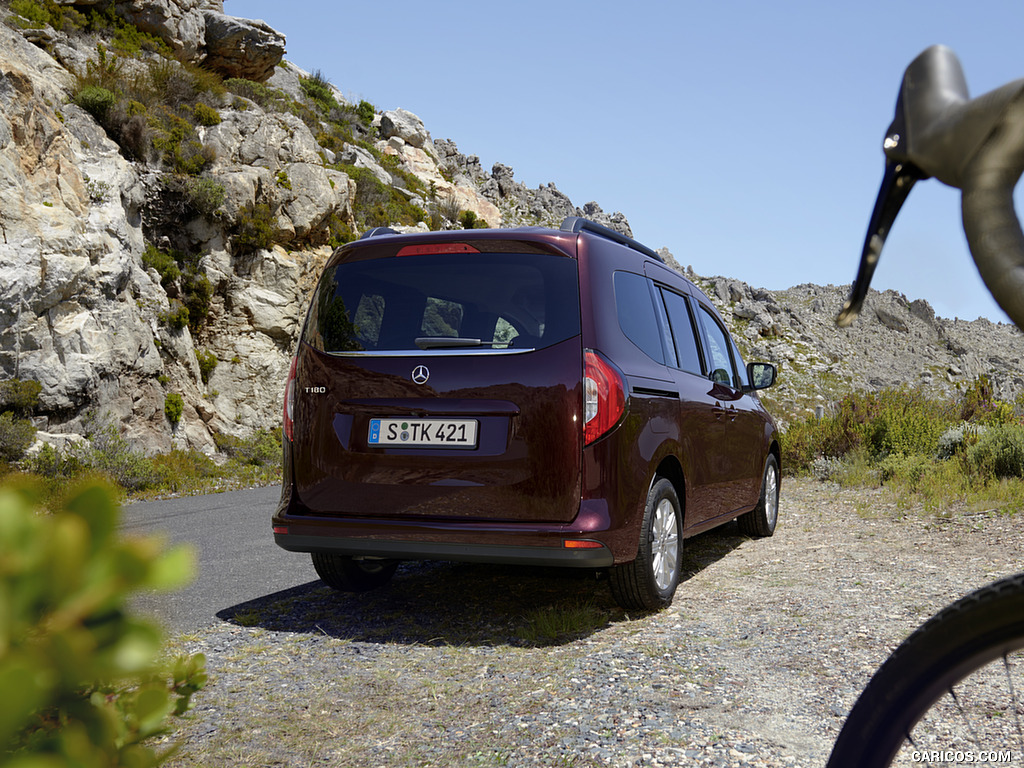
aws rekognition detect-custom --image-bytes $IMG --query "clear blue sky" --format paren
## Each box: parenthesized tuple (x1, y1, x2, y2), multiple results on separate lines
(231, 1, 1024, 324)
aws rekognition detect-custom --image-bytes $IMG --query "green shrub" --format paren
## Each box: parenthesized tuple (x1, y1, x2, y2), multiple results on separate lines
(161, 299, 189, 331)
(10, 0, 85, 30)
(341, 165, 427, 230)
(232, 202, 278, 254)
(781, 386, 966, 474)
(144, 244, 213, 335)
(299, 71, 340, 114)
(149, 448, 220, 493)
(192, 102, 221, 127)
(74, 84, 117, 122)
(356, 99, 375, 125)
(0, 412, 35, 463)
(214, 429, 282, 467)
(181, 271, 212, 334)
(959, 374, 1016, 424)
(150, 106, 215, 175)
(0, 378, 41, 417)
(196, 349, 217, 385)
(780, 406, 864, 474)
(24, 441, 86, 480)
(88, 425, 161, 492)
(325, 213, 355, 248)
(224, 78, 289, 112)
(964, 424, 1024, 479)
(75, 43, 123, 94)
(142, 243, 181, 287)
(863, 388, 948, 458)
(878, 452, 932, 484)
(0, 378, 38, 463)
(183, 176, 226, 219)
(0, 482, 205, 766)
(9, 0, 50, 28)
(164, 393, 184, 427)
(110, 15, 167, 57)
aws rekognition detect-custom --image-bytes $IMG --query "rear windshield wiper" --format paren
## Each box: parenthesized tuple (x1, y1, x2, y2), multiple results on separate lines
(414, 337, 486, 349)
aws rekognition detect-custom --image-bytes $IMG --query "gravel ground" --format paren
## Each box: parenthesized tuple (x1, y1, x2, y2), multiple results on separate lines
(161, 479, 1024, 767)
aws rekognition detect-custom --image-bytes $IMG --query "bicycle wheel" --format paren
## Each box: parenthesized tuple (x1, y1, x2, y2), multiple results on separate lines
(827, 572, 1024, 768)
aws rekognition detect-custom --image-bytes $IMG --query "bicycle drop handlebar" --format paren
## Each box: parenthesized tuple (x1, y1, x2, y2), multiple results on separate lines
(837, 45, 1024, 329)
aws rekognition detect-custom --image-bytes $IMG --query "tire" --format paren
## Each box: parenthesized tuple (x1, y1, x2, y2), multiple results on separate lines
(609, 477, 682, 611)
(737, 454, 779, 538)
(826, 572, 1024, 768)
(311, 552, 399, 592)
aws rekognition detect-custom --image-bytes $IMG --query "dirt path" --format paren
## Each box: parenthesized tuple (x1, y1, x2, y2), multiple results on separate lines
(163, 479, 1024, 767)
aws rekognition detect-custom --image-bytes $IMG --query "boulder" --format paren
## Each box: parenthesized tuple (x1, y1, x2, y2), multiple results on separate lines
(110, 0, 216, 61)
(203, 11, 286, 81)
(379, 108, 431, 150)
(339, 142, 392, 186)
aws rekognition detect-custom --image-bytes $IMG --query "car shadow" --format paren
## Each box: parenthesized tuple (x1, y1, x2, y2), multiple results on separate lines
(680, 520, 748, 584)
(216, 523, 750, 648)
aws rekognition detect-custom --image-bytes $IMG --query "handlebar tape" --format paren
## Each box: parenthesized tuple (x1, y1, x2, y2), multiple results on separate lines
(961, 92, 1024, 327)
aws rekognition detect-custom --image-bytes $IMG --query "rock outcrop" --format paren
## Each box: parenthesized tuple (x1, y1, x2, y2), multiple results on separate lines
(0, 0, 635, 455)
(677, 264, 1024, 425)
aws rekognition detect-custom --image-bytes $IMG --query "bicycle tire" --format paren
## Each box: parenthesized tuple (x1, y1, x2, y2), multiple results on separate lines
(826, 572, 1024, 768)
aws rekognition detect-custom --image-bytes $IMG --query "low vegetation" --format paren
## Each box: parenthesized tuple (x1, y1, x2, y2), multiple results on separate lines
(143, 243, 213, 335)
(0, 411, 283, 512)
(0, 378, 40, 462)
(781, 375, 1024, 514)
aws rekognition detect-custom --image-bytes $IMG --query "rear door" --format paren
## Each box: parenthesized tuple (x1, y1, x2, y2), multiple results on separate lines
(290, 238, 584, 524)
(656, 285, 733, 526)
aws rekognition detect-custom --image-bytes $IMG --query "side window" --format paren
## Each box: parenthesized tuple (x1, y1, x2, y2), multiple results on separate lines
(421, 296, 464, 337)
(698, 304, 738, 388)
(492, 317, 518, 347)
(352, 293, 384, 348)
(614, 271, 664, 364)
(730, 337, 750, 389)
(661, 289, 704, 375)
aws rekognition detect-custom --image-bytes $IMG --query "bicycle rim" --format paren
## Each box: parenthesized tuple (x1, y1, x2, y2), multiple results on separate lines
(827, 573, 1024, 768)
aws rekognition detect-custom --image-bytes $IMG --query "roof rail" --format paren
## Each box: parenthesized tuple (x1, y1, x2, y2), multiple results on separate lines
(559, 216, 664, 262)
(359, 227, 400, 240)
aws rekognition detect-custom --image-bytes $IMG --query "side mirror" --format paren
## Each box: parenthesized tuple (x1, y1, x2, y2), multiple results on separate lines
(746, 362, 776, 391)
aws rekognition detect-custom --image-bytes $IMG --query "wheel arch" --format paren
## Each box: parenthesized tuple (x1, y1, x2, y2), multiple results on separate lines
(653, 453, 686, 525)
(769, 439, 781, 471)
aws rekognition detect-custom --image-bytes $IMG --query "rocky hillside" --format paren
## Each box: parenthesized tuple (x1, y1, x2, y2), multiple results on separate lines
(0, 0, 1021, 456)
(676, 264, 1024, 424)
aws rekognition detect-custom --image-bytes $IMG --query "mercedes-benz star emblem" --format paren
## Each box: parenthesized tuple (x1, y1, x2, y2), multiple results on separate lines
(411, 365, 430, 384)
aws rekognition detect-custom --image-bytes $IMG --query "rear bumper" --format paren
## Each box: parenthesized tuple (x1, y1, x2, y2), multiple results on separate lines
(273, 531, 613, 568)
(272, 488, 617, 569)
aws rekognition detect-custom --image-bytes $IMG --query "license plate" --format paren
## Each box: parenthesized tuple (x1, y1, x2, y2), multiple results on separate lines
(368, 418, 478, 447)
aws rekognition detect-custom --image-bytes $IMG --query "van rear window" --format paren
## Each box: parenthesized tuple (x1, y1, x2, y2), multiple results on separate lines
(303, 252, 580, 353)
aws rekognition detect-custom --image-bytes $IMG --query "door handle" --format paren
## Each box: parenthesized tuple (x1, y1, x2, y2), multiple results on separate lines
(714, 402, 738, 421)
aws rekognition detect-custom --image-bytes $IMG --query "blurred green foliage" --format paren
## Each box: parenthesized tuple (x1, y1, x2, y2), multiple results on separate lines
(0, 482, 205, 766)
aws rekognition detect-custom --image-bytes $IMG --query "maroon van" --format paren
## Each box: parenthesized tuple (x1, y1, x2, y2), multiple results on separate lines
(273, 217, 779, 610)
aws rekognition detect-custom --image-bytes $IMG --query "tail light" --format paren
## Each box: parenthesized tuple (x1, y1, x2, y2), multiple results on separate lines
(283, 355, 298, 441)
(397, 243, 480, 256)
(584, 349, 625, 445)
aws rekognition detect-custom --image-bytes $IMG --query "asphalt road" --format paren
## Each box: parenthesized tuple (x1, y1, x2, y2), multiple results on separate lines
(120, 485, 318, 633)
